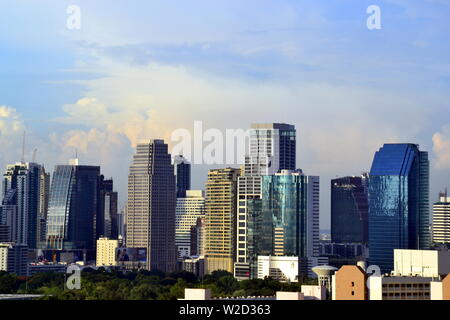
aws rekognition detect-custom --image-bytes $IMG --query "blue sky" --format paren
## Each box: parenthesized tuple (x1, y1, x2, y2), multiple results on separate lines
(1, 0, 450, 229)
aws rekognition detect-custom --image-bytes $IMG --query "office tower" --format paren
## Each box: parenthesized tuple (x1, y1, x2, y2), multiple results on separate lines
(96, 237, 119, 267)
(331, 176, 368, 244)
(0, 189, 18, 243)
(246, 170, 320, 278)
(175, 190, 205, 261)
(0, 225, 9, 242)
(204, 168, 240, 274)
(126, 140, 176, 272)
(97, 177, 118, 240)
(368, 144, 430, 273)
(45, 160, 100, 252)
(432, 191, 450, 244)
(0, 242, 29, 276)
(174, 155, 191, 198)
(2, 162, 41, 248)
(117, 208, 125, 239)
(37, 167, 50, 243)
(235, 123, 296, 279)
(307, 176, 320, 258)
(190, 217, 206, 256)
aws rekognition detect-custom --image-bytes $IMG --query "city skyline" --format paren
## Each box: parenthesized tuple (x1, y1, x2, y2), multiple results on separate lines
(1, 1, 450, 232)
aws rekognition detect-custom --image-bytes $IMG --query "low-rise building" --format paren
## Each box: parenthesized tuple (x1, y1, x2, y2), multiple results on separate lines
(393, 249, 450, 277)
(257, 256, 299, 282)
(0, 243, 28, 276)
(96, 237, 119, 267)
(182, 256, 205, 278)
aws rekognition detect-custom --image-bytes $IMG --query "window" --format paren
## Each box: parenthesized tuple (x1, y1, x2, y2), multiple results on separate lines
(351, 282, 355, 287)
(351, 291, 354, 296)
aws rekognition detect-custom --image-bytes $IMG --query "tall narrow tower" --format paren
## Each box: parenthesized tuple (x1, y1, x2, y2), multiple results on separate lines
(126, 140, 176, 272)
(235, 123, 296, 279)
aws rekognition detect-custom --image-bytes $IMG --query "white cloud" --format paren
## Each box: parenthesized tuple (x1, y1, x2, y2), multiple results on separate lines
(433, 126, 450, 169)
(0, 105, 24, 135)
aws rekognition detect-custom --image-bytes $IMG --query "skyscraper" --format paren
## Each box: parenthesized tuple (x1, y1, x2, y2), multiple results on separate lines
(97, 177, 118, 240)
(2, 162, 41, 248)
(246, 170, 320, 278)
(38, 167, 50, 243)
(368, 143, 430, 273)
(432, 191, 450, 245)
(331, 176, 368, 244)
(204, 168, 240, 274)
(235, 123, 296, 279)
(45, 160, 100, 252)
(175, 190, 205, 261)
(174, 155, 191, 198)
(126, 140, 176, 272)
(190, 217, 206, 257)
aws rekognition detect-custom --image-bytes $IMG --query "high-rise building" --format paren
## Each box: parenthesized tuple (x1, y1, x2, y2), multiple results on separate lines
(44, 160, 100, 252)
(174, 155, 191, 198)
(175, 190, 205, 261)
(97, 177, 118, 240)
(190, 217, 206, 257)
(126, 140, 176, 272)
(235, 123, 296, 279)
(0, 189, 18, 243)
(246, 170, 320, 278)
(432, 191, 450, 244)
(368, 143, 430, 273)
(204, 168, 240, 274)
(37, 167, 50, 243)
(96, 237, 119, 267)
(1, 162, 41, 248)
(0, 242, 29, 276)
(331, 176, 368, 244)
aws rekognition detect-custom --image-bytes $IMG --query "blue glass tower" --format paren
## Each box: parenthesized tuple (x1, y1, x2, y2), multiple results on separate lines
(45, 163, 100, 251)
(368, 144, 429, 273)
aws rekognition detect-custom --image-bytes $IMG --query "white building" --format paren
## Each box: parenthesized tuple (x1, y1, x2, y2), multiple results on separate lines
(433, 192, 450, 244)
(96, 237, 119, 267)
(257, 256, 299, 282)
(393, 249, 450, 277)
(175, 190, 205, 260)
(306, 176, 320, 258)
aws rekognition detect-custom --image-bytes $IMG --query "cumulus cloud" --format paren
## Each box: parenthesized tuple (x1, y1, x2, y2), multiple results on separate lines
(433, 126, 450, 169)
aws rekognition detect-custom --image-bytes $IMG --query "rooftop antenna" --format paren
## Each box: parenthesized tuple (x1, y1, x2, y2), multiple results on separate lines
(21, 131, 26, 163)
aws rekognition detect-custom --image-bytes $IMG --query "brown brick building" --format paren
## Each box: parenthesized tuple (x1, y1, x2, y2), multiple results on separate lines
(333, 265, 368, 300)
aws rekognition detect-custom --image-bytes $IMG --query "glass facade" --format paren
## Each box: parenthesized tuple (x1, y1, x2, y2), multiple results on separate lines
(174, 155, 191, 198)
(331, 176, 368, 244)
(45, 165, 100, 250)
(247, 172, 308, 278)
(368, 144, 429, 273)
(2, 162, 41, 248)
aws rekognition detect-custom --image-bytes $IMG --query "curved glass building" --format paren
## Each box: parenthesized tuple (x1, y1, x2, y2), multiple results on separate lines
(45, 163, 100, 251)
(368, 144, 429, 273)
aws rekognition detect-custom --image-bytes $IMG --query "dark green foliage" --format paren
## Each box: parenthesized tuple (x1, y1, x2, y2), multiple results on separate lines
(0, 268, 318, 300)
